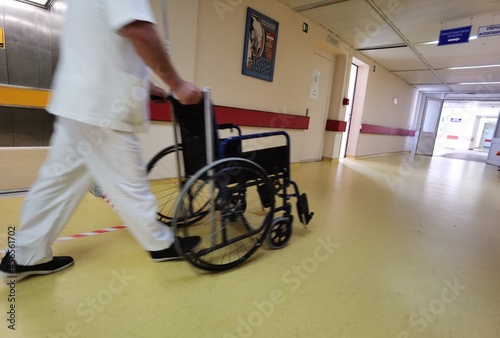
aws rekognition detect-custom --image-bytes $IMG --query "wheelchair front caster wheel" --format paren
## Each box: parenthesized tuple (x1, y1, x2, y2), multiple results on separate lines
(266, 216, 293, 250)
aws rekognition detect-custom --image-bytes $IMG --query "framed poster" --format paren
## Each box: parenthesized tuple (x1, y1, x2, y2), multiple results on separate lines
(242, 8, 279, 82)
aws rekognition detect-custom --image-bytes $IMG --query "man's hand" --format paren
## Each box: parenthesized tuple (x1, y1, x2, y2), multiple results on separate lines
(172, 80, 202, 105)
(150, 83, 168, 102)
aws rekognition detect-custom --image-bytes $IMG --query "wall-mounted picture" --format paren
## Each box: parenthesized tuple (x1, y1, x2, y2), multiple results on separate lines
(242, 7, 279, 82)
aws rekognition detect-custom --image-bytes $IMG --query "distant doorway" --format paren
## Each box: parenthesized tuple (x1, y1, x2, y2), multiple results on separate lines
(433, 100, 500, 163)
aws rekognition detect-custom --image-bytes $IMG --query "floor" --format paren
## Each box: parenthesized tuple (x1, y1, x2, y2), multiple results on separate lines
(1, 154, 500, 338)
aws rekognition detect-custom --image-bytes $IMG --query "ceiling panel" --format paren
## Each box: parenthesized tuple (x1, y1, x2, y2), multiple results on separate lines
(297, 0, 406, 49)
(361, 47, 427, 71)
(393, 70, 442, 85)
(449, 83, 500, 94)
(437, 68, 500, 84)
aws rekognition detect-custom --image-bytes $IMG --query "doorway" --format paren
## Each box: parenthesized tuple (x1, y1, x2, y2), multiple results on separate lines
(429, 100, 500, 163)
(340, 63, 358, 158)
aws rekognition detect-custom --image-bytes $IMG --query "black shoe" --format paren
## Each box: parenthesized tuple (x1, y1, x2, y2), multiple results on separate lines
(0, 251, 74, 281)
(149, 236, 202, 262)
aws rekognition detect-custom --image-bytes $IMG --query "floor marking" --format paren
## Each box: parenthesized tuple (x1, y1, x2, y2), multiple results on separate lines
(55, 225, 127, 242)
(0, 225, 127, 255)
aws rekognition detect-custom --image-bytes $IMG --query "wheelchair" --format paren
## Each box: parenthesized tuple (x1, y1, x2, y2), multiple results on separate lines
(147, 89, 313, 271)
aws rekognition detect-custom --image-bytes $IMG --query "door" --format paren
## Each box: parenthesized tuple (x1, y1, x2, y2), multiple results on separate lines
(340, 63, 358, 158)
(416, 96, 444, 156)
(481, 123, 496, 148)
(486, 112, 500, 166)
(301, 53, 333, 162)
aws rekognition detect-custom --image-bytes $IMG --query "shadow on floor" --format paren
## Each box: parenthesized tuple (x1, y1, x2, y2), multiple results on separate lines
(434, 149, 489, 163)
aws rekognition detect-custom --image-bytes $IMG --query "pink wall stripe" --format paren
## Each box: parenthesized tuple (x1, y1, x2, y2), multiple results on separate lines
(360, 124, 416, 136)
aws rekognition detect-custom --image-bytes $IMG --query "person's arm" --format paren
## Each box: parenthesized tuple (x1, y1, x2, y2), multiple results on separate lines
(119, 20, 201, 105)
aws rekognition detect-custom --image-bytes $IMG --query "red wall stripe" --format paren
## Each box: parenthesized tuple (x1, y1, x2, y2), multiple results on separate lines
(325, 120, 347, 132)
(150, 102, 172, 121)
(360, 124, 416, 136)
(149, 102, 309, 130)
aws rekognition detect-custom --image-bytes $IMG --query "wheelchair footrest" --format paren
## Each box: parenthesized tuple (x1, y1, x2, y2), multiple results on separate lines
(296, 193, 313, 228)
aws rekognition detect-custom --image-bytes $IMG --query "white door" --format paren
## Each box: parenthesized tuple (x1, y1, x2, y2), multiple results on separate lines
(481, 123, 496, 148)
(486, 112, 500, 166)
(301, 53, 333, 162)
(416, 97, 444, 156)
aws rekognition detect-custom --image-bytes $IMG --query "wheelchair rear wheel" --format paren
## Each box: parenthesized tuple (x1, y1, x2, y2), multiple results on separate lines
(173, 158, 275, 271)
(147, 145, 209, 226)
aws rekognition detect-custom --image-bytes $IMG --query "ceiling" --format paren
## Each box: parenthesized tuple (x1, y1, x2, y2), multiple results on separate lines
(279, 0, 500, 98)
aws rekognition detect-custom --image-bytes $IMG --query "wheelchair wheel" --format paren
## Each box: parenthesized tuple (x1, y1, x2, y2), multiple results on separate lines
(173, 158, 275, 271)
(147, 145, 209, 226)
(266, 216, 293, 250)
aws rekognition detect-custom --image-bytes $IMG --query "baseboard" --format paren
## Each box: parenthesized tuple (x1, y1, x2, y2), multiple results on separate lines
(321, 157, 340, 163)
(354, 151, 411, 159)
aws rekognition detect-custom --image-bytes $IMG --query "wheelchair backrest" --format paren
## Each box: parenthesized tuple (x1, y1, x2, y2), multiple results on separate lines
(168, 96, 219, 177)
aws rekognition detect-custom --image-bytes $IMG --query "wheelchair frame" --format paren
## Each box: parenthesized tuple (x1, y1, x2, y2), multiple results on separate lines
(147, 88, 313, 271)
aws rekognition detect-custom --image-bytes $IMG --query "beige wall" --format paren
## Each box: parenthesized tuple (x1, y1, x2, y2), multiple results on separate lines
(0, 148, 49, 191)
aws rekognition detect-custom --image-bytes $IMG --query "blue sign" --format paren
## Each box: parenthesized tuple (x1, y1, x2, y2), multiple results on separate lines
(438, 26, 472, 46)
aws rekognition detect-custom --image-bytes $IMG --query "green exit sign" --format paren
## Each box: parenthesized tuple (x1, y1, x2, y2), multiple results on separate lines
(302, 23, 308, 33)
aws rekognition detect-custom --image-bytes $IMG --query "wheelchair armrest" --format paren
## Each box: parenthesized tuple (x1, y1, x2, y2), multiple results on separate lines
(218, 123, 242, 135)
(218, 131, 290, 159)
(221, 131, 290, 145)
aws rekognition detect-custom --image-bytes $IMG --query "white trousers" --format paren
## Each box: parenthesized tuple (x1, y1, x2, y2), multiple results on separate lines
(14, 117, 174, 265)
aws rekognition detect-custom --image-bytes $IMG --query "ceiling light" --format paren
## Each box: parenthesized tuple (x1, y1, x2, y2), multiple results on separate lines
(15, 0, 53, 9)
(447, 64, 500, 70)
(456, 82, 500, 85)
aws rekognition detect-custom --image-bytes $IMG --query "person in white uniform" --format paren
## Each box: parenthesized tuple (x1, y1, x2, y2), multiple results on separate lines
(0, 0, 201, 281)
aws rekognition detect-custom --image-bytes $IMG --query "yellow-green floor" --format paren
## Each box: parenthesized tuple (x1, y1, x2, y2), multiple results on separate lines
(1, 154, 499, 338)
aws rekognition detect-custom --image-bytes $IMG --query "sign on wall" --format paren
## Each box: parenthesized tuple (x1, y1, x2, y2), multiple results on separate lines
(242, 8, 279, 82)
